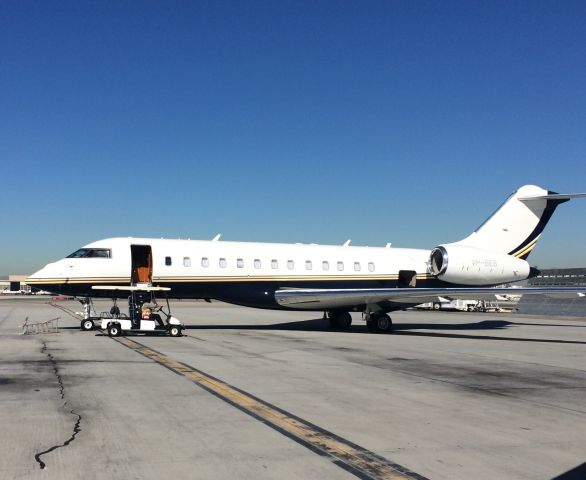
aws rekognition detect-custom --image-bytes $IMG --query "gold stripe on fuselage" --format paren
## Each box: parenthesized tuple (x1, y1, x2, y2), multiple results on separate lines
(27, 274, 433, 285)
(25, 277, 131, 285)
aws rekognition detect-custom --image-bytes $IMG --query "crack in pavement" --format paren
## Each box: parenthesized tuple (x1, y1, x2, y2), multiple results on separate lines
(34, 340, 82, 470)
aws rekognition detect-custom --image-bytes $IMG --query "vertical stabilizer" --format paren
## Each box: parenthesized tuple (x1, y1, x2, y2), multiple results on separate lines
(449, 185, 570, 259)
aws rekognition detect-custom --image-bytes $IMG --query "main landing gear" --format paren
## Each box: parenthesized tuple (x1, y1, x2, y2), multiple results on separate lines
(365, 312, 393, 333)
(327, 311, 352, 329)
(326, 311, 394, 333)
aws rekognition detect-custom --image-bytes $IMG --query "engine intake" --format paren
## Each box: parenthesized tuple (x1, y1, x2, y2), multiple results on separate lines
(430, 246, 448, 276)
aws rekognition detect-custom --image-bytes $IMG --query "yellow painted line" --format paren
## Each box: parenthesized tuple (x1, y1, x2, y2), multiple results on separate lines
(112, 336, 427, 480)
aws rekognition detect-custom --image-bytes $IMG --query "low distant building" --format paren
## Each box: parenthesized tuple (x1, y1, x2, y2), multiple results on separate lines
(516, 267, 586, 317)
(528, 268, 586, 287)
(0, 275, 32, 294)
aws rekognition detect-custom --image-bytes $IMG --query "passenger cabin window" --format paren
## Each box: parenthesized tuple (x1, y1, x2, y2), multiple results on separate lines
(184, 257, 191, 267)
(237, 258, 244, 268)
(254, 259, 261, 269)
(202, 257, 209, 267)
(305, 260, 312, 270)
(368, 262, 375, 272)
(165, 256, 172, 266)
(271, 259, 278, 269)
(337, 261, 344, 271)
(354, 262, 361, 272)
(287, 260, 294, 270)
(219, 258, 227, 268)
(322, 261, 329, 271)
(67, 248, 111, 258)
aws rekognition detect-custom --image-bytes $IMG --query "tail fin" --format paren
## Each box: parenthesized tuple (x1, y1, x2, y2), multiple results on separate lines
(450, 185, 585, 259)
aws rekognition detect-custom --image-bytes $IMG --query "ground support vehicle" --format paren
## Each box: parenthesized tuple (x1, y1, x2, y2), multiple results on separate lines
(78, 285, 184, 336)
(415, 298, 509, 312)
(102, 316, 183, 337)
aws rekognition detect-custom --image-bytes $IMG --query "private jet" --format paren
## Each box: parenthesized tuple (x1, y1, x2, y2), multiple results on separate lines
(26, 185, 586, 332)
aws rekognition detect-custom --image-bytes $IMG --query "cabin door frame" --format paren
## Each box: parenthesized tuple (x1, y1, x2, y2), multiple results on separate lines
(131, 245, 153, 285)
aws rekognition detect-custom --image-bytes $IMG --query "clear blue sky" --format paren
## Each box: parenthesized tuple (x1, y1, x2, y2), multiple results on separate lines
(1, 0, 585, 275)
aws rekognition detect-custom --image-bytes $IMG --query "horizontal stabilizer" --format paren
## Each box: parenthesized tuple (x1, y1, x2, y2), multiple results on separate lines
(519, 192, 586, 201)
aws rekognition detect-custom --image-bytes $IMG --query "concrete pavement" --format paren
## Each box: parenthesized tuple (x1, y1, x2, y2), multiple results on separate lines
(1, 297, 585, 479)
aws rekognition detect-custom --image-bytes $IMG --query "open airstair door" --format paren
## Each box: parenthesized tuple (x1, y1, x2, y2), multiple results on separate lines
(131, 245, 152, 285)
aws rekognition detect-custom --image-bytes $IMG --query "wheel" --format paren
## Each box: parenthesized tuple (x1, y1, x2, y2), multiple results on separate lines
(328, 312, 352, 330)
(81, 319, 94, 331)
(433, 303, 441, 310)
(375, 313, 393, 333)
(335, 312, 352, 329)
(107, 324, 121, 337)
(467, 305, 474, 312)
(169, 325, 182, 337)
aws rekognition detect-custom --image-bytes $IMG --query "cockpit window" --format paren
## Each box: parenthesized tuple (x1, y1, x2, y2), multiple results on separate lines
(67, 248, 111, 258)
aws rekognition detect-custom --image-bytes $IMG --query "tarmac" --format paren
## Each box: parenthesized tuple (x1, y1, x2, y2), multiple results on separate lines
(1, 296, 586, 480)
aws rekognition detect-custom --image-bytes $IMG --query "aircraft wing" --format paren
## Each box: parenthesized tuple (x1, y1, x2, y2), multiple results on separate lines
(274, 287, 586, 310)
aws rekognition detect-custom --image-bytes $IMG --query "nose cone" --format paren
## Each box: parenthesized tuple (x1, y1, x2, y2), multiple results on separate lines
(25, 263, 64, 294)
(26, 263, 53, 282)
(25, 268, 44, 285)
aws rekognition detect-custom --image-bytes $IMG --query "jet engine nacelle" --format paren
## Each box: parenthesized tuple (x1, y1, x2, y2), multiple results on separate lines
(429, 245, 530, 285)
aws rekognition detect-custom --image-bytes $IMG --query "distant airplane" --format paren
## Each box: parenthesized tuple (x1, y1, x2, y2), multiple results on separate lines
(26, 185, 586, 332)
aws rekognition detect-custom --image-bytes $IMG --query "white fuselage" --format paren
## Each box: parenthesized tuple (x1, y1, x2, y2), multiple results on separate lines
(27, 237, 435, 310)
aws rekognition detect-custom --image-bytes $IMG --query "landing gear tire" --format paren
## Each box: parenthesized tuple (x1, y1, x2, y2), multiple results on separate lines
(107, 324, 121, 337)
(169, 326, 182, 337)
(328, 312, 352, 330)
(81, 319, 95, 331)
(368, 313, 393, 333)
(377, 313, 393, 333)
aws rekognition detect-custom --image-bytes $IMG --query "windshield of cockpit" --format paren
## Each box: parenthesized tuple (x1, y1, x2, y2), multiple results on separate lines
(66, 248, 111, 258)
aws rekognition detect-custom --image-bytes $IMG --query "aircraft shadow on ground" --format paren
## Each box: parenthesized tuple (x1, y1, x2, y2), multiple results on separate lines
(182, 318, 586, 345)
(57, 317, 586, 345)
(183, 318, 513, 332)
